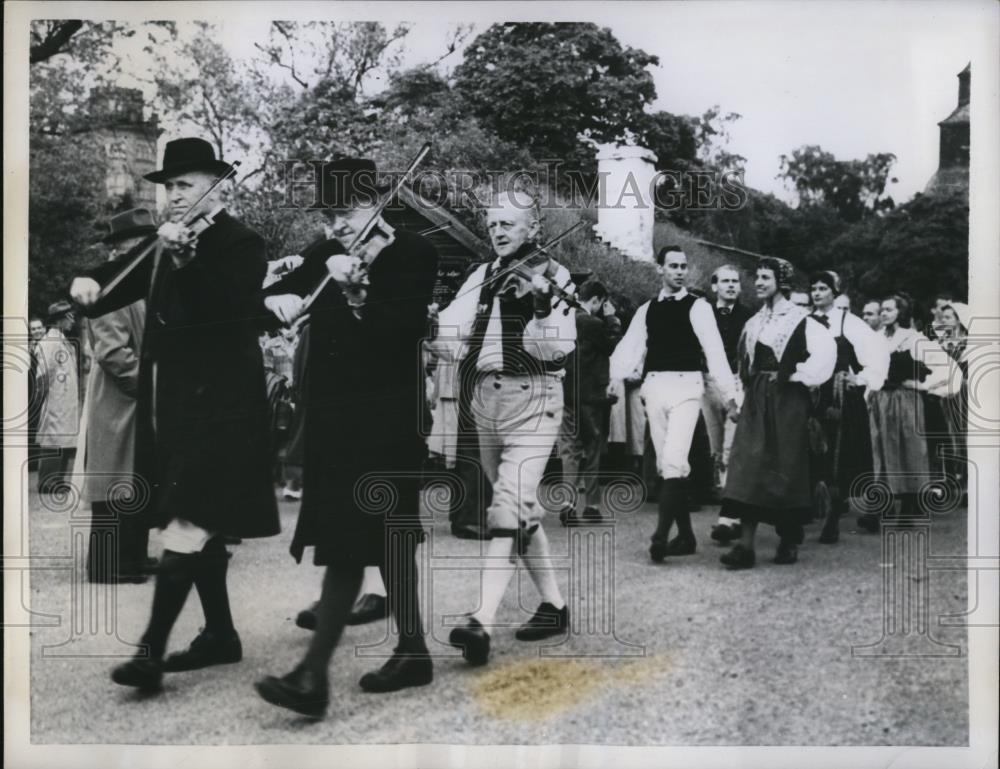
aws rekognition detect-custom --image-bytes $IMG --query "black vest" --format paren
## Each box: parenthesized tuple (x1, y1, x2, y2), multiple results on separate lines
(644, 293, 702, 373)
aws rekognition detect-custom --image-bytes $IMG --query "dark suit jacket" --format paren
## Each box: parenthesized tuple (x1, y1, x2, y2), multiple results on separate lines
(564, 310, 623, 405)
(83, 211, 280, 538)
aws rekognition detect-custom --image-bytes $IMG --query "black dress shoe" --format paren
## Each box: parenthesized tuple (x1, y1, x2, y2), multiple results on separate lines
(448, 618, 490, 666)
(111, 657, 163, 691)
(664, 535, 697, 556)
(720, 544, 756, 570)
(649, 540, 668, 563)
(346, 594, 388, 626)
(359, 651, 433, 693)
(773, 542, 798, 565)
(255, 665, 329, 718)
(515, 602, 569, 641)
(162, 629, 242, 672)
(295, 602, 319, 631)
(451, 523, 492, 541)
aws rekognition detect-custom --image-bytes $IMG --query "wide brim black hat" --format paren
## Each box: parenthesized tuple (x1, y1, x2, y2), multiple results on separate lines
(145, 137, 234, 184)
(312, 156, 390, 211)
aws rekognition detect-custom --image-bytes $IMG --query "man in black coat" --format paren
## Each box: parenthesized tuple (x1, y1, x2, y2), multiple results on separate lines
(557, 279, 622, 525)
(254, 158, 439, 718)
(69, 138, 280, 692)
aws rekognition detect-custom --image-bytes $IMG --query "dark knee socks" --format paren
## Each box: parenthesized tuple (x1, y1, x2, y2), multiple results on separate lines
(302, 564, 364, 676)
(654, 479, 688, 544)
(194, 537, 235, 636)
(379, 531, 427, 654)
(140, 550, 197, 660)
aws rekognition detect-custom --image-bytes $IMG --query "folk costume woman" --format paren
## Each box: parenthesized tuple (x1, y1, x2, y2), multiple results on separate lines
(719, 259, 836, 569)
(807, 271, 888, 544)
(859, 295, 963, 531)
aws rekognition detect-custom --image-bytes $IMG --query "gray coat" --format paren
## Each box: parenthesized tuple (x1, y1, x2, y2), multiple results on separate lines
(82, 301, 144, 502)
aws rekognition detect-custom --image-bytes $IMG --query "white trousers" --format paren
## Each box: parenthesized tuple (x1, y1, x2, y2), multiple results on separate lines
(640, 371, 705, 480)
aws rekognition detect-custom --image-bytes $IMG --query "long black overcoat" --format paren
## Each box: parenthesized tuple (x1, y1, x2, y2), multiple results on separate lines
(263, 229, 438, 566)
(84, 211, 280, 538)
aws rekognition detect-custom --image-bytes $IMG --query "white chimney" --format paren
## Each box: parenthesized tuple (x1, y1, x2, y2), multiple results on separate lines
(593, 143, 658, 262)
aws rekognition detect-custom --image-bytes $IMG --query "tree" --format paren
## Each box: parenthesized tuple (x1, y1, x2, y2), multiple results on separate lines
(453, 23, 659, 175)
(778, 145, 898, 222)
(808, 189, 968, 307)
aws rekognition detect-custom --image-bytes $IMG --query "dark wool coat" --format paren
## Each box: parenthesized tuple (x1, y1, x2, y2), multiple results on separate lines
(263, 229, 438, 566)
(83, 211, 280, 538)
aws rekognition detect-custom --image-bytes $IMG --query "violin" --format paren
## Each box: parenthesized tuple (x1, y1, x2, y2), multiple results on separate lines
(496, 251, 583, 316)
(298, 143, 431, 317)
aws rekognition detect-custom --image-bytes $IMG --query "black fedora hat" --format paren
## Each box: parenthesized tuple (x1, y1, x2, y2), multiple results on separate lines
(145, 138, 234, 184)
(95, 208, 157, 245)
(314, 156, 389, 211)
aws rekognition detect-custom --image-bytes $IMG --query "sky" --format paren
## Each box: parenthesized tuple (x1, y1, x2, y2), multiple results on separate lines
(158, 2, 992, 205)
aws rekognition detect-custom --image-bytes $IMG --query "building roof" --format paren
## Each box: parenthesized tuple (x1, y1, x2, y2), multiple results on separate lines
(939, 102, 970, 126)
(395, 185, 491, 260)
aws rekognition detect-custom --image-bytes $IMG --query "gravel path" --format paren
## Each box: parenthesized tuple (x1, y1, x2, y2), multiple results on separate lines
(25, 477, 969, 745)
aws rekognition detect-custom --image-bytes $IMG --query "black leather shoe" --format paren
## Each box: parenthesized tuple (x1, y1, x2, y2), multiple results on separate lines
(649, 540, 668, 563)
(664, 535, 697, 556)
(346, 594, 388, 626)
(162, 629, 242, 672)
(359, 651, 433, 693)
(111, 657, 163, 691)
(295, 602, 319, 631)
(255, 665, 329, 718)
(448, 618, 490, 666)
(451, 523, 492, 541)
(515, 602, 569, 641)
(720, 544, 756, 570)
(773, 542, 799, 565)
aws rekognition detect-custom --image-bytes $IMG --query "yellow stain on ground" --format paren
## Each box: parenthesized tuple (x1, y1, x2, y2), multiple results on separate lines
(472, 654, 674, 721)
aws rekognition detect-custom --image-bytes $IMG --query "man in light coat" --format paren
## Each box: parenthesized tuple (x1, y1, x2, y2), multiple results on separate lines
(83, 209, 156, 583)
(35, 301, 80, 493)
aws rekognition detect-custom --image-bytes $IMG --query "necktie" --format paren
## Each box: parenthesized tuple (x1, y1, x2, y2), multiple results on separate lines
(814, 314, 830, 328)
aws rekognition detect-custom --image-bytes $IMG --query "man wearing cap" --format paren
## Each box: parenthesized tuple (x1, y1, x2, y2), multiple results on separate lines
(609, 246, 739, 563)
(809, 270, 887, 543)
(35, 301, 80, 493)
(82, 208, 157, 584)
(69, 138, 280, 693)
(429, 185, 576, 669)
(254, 157, 438, 717)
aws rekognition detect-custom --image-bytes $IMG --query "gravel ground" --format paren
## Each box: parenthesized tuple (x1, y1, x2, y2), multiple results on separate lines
(25, 475, 969, 746)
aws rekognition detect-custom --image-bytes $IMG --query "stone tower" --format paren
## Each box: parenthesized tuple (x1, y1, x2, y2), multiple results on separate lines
(924, 64, 970, 198)
(85, 87, 160, 211)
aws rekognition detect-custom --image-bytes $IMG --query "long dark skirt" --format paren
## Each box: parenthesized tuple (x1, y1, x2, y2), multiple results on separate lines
(822, 385, 874, 498)
(723, 372, 813, 530)
(869, 388, 929, 494)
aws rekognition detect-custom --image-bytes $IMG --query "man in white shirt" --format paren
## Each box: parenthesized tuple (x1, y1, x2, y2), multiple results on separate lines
(433, 187, 576, 666)
(609, 246, 739, 563)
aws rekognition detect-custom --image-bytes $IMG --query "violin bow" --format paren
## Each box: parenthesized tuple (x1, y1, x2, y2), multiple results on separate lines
(453, 220, 587, 302)
(298, 143, 432, 315)
(97, 161, 241, 300)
